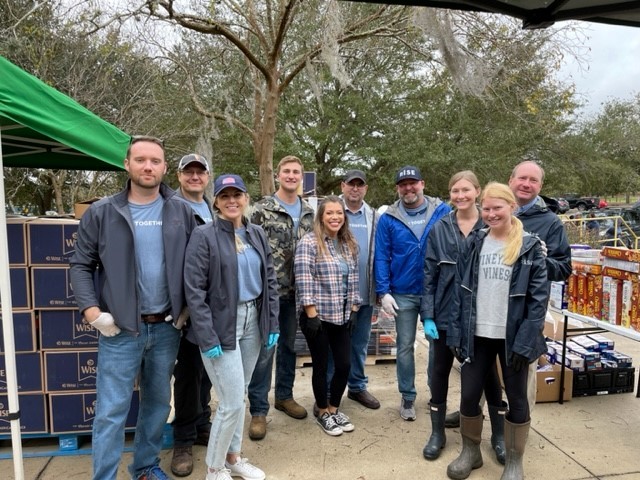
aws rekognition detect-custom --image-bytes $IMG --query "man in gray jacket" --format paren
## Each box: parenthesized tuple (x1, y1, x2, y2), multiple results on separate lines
(171, 153, 214, 477)
(336, 170, 380, 408)
(70, 136, 198, 480)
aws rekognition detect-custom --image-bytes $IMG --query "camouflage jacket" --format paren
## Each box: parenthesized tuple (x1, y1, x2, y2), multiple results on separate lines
(250, 195, 315, 297)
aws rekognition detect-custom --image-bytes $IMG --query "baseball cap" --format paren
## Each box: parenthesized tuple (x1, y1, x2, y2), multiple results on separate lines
(343, 170, 367, 184)
(214, 174, 248, 196)
(178, 154, 210, 173)
(395, 165, 422, 184)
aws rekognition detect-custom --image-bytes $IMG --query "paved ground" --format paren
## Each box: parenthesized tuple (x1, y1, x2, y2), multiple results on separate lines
(2, 312, 640, 480)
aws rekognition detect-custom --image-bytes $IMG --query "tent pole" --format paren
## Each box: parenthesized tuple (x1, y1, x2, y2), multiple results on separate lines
(0, 129, 25, 479)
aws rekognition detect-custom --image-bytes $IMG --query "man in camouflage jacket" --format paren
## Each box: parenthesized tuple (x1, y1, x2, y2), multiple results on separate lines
(247, 155, 315, 440)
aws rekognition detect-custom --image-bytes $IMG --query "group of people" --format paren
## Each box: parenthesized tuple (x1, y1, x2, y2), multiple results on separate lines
(69, 134, 571, 480)
(69, 143, 381, 480)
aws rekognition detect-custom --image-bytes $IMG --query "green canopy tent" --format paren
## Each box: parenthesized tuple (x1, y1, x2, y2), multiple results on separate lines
(0, 55, 130, 479)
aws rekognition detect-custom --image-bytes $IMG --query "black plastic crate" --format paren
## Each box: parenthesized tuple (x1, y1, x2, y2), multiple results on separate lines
(573, 367, 635, 397)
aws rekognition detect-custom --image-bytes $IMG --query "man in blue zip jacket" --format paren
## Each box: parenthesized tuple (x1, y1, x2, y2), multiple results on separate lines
(374, 165, 451, 421)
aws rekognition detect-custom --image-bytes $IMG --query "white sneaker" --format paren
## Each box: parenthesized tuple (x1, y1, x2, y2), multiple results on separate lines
(206, 467, 233, 480)
(224, 457, 265, 480)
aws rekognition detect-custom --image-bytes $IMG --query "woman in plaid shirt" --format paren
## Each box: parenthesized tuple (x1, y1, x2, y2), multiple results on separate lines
(294, 196, 361, 436)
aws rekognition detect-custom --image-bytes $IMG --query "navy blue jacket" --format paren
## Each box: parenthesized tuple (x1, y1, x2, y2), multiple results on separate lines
(420, 210, 483, 330)
(448, 229, 549, 365)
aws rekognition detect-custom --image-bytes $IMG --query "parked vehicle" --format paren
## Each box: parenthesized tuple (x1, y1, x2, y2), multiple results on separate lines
(541, 195, 570, 214)
(561, 193, 600, 211)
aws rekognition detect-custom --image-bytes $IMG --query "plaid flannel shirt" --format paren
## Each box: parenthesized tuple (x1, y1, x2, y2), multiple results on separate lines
(294, 233, 361, 325)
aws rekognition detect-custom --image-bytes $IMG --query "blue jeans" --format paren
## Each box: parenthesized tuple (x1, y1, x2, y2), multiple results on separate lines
(202, 301, 261, 470)
(394, 294, 423, 401)
(327, 304, 374, 392)
(248, 297, 297, 416)
(92, 322, 180, 480)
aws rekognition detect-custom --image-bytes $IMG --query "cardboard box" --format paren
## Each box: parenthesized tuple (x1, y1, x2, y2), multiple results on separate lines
(44, 350, 98, 392)
(6, 217, 29, 266)
(2, 267, 31, 310)
(49, 390, 139, 434)
(603, 257, 640, 273)
(39, 310, 98, 350)
(74, 197, 100, 220)
(0, 394, 48, 434)
(536, 356, 573, 403)
(31, 267, 77, 309)
(0, 311, 36, 353)
(28, 218, 79, 265)
(0, 352, 43, 393)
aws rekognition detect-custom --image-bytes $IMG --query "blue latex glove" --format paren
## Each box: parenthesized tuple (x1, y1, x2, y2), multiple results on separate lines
(266, 332, 279, 350)
(423, 318, 439, 340)
(203, 345, 223, 358)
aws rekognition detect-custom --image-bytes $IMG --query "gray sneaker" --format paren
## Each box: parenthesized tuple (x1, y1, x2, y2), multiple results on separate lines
(400, 398, 416, 421)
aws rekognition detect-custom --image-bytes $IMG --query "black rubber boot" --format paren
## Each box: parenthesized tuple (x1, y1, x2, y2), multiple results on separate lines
(489, 401, 507, 465)
(445, 410, 460, 428)
(500, 419, 530, 480)
(446, 413, 483, 480)
(423, 402, 447, 460)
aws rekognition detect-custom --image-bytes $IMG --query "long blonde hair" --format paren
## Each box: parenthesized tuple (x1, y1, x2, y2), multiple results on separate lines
(313, 196, 359, 259)
(213, 191, 251, 253)
(480, 182, 523, 266)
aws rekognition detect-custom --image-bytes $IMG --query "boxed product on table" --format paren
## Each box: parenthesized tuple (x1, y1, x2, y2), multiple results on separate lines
(571, 335, 600, 351)
(563, 352, 585, 372)
(550, 281, 568, 310)
(601, 350, 633, 368)
(601, 246, 640, 263)
(587, 334, 614, 351)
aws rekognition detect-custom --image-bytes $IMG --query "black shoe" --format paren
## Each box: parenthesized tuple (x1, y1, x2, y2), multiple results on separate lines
(194, 428, 210, 446)
(313, 402, 320, 418)
(348, 390, 381, 409)
(445, 410, 461, 428)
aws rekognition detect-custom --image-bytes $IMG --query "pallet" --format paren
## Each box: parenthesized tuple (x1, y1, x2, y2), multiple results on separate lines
(296, 354, 396, 368)
(0, 424, 173, 459)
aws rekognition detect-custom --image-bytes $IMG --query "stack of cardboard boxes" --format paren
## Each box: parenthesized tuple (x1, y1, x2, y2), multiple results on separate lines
(0, 217, 138, 437)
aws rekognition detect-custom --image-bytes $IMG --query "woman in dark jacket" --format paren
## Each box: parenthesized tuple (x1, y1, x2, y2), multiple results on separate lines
(184, 174, 279, 480)
(421, 171, 504, 463)
(446, 182, 548, 480)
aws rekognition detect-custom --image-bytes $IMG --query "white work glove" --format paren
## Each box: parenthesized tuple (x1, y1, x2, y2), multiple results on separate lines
(89, 312, 121, 337)
(381, 294, 399, 317)
(540, 240, 548, 258)
(172, 307, 190, 330)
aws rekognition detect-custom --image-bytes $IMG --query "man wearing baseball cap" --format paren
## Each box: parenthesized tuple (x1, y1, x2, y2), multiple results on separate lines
(374, 165, 451, 421)
(171, 153, 214, 476)
(330, 169, 381, 409)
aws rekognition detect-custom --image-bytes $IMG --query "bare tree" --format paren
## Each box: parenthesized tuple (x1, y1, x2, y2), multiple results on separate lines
(76, 0, 412, 194)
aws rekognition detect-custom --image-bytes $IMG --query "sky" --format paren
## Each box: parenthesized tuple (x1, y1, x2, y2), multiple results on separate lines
(557, 22, 640, 118)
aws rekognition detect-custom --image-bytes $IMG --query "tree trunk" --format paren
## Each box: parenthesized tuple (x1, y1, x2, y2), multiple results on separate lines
(256, 81, 280, 195)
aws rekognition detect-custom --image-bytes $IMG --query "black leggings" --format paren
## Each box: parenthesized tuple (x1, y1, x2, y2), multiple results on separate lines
(302, 320, 351, 409)
(460, 336, 529, 424)
(430, 329, 502, 407)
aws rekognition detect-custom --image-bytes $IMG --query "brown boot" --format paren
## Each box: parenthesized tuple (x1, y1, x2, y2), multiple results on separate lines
(500, 419, 530, 480)
(249, 415, 267, 441)
(274, 398, 308, 419)
(170, 445, 193, 477)
(446, 413, 484, 480)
